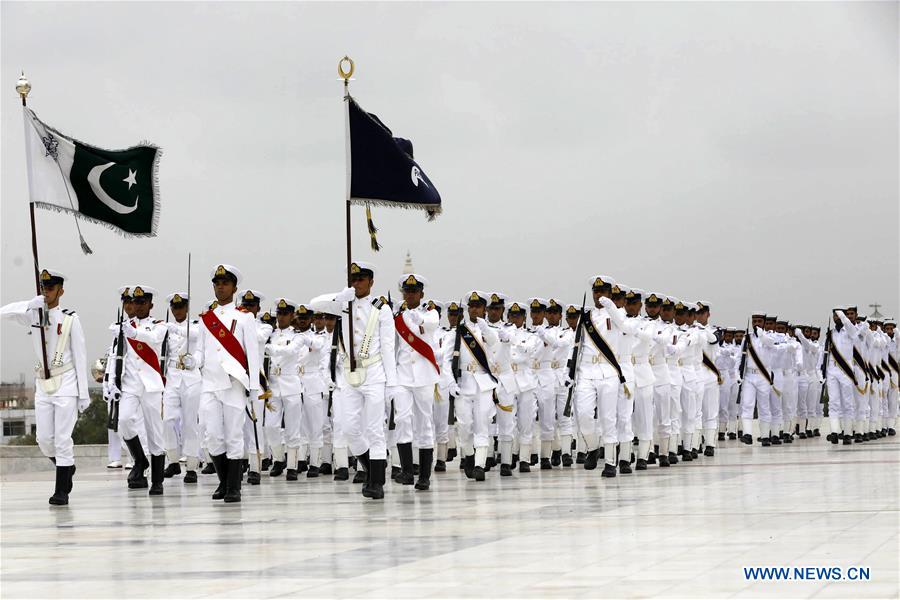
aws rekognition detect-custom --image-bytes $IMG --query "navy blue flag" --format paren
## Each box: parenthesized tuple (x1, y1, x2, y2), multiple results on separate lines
(346, 96, 441, 220)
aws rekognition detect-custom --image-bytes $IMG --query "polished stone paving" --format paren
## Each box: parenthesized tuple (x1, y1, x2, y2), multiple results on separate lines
(1, 438, 898, 599)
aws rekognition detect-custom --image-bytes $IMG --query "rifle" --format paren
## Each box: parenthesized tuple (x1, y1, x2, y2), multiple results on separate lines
(734, 318, 750, 405)
(107, 301, 126, 431)
(160, 308, 170, 380)
(819, 322, 832, 405)
(327, 316, 341, 418)
(562, 292, 588, 418)
(449, 320, 463, 426)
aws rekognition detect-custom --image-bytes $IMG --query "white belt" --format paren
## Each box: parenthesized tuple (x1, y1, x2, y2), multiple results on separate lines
(35, 362, 74, 380)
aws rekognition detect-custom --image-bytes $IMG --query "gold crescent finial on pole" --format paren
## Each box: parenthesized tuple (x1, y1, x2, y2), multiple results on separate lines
(338, 56, 355, 81)
(16, 71, 31, 103)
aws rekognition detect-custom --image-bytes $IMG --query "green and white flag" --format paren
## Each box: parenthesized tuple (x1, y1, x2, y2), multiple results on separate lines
(24, 107, 161, 240)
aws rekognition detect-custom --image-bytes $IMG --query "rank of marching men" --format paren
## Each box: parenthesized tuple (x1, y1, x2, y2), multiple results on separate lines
(8, 261, 897, 508)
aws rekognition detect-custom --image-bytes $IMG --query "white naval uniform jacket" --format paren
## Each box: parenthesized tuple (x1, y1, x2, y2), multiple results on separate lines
(298, 328, 329, 395)
(530, 324, 558, 389)
(266, 326, 310, 397)
(646, 318, 673, 387)
(122, 316, 167, 395)
(395, 304, 441, 388)
(437, 326, 457, 390)
(486, 321, 518, 395)
(577, 305, 626, 382)
(195, 301, 261, 397)
(696, 324, 720, 385)
(440, 318, 499, 395)
(795, 330, 821, 381)
(1, 302, 89, 401)
(510, 325, 541, 392)
(666, 324, 692, 387)
(626, 317, 662, 389)
(164, 319, 202, 389)
(538, 324, 574, 387)
(313, 293, 398, 387)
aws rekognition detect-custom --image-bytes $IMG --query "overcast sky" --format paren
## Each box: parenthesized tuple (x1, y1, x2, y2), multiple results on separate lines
(2, 1, 897, 380)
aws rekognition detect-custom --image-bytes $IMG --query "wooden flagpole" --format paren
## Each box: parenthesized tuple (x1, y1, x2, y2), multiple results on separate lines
(18, 72, 50, 380)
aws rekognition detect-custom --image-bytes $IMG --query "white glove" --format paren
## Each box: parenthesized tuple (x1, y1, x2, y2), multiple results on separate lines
(598, 296, 615, 309)
(122, 321, 138, 338)
(101, 380, 109, 398)
(264, 343, 276, 355)
(563, 375, 575, 388)
(77, 397, 90, 414)
(108, 382, 122, 400)
(27, 295, 46, 311)
(327, 380, 336, 392)
(405, 310, 424, 326)
(181, 354, 196, 370)
(497, 328, 511, 343)
(335, 287, 357, 303)
(794, 327, 802, 338)
(385, 385, 403, 400)
(448, 382, 461, 397)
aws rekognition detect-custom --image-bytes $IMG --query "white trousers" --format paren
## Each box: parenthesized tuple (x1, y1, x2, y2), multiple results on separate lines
(679, 380, 698, 438)
(433, 386, 450, 444)
(699, 380, 719, 432)
(35, 394, 77, 467)
(455, 390, 494, 453)
(386, 385, 413, 447)
(343, 383, 386, 460)
(669, 382, 683, 441)
(535, 383, 557, 441)
(163, 380, 201, 459)
(653, 383, 672, 438)
(554, 385, 573, 436)
(781, 373, 799, 421)
(395, 384, 435, 449)
(270, 393, 301, 449)
(201, 381, 247, 460)
(302, 392, 325, 449)
(495, 386, 517, 442)
(573, 377, 619, 447)
(120, 391, 164, 456)
(632, 383, 654, 441)
(516, 389, 538, 445)
(740, 374, 773, 436)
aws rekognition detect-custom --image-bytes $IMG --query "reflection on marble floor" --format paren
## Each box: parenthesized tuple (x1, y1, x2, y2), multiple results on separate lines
(1, 439, 898, 599)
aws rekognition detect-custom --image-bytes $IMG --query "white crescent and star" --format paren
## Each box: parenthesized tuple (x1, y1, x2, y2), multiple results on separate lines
(86, 163, 139, 214)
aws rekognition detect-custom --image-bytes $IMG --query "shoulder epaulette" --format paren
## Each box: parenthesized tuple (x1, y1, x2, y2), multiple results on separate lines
(372, 298, 385, 309)
(441, 326, 451, 331)
(61, 308, 75, 315)
(153, 319, 163, 324)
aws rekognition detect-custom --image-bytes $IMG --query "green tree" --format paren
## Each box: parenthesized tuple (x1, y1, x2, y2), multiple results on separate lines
(72, 390, 109, 445)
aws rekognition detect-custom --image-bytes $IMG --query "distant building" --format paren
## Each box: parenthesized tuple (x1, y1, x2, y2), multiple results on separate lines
(0, 382, 36, 443)
(402, 251, 415, 275)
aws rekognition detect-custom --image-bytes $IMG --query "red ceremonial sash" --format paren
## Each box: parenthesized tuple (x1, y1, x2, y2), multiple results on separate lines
(201, 310, 248, 370)
(394, 312, 440, 374)
(126, 337, 165, 385)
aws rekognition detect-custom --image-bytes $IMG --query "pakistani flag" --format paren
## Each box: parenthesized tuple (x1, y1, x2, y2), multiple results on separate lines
(24, 107, 160, 238)
(346, 95, 441, 219)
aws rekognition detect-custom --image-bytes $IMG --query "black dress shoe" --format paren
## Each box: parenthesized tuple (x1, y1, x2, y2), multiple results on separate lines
(635, 458, 648, 471)
(261, 457, 272, 471)
(396, 471, 415, 485)
(333, 467, 349, 481)
(518, 461, 531, 473)
(717, 432, 726, 441)
(575, 452, 586, 464)
(446, 448, 457, 462)
(285, 469, 298, 481)
(485, 456, 495, 469)
(530, 453, 538, 466)
(201, 462, 216, 475)
(550, 450, 561, 466)
(391, 466, 401, 481)
(297, 461, 309, 473)
(247, 471, 261, 485)
(853, 433, 863, 443)
(540, 458, 552, 470)
(737, 429, 744, 437)
(798, 432, 807, 439)
(829, 433, 839, 444)
(601, 463, 617, 478)
(813, 428, 821, 437)
(319, 463, 333, 475)
(889, 428, 896, 436)
(183, 470, 197, 484)
(269, 461, 286, 477)
(770, 437, 782, 446)
(783, 435, 792, 444)
(500, 463, 513, 476)
(473, 466, 486, 481)
(618, 460, 632, 474)
(163, 463, 181, 478)
(583, 449, 599, 470)
(562, 453, 573, 467)
(668, 452, 679, 465)
(728, 432, 737, 440)
(842, 435, 852, 445)
(805, 430, 813, 438)
(761, 437, 771, 447)
(658, 455, 670, 467)
(647, 451, 657, 465)
(434, 460, 446, 472)
(690, 449, 699, 459)
(352, 470, 367, 484)
(704, 446, 715, 457)
(681, 450, 693, 461)
(307, 465, 320, 478)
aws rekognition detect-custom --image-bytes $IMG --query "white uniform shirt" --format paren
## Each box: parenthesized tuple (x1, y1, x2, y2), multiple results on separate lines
(164, 319, 202, 388)
(266, 326, 309, 397)
(395, 304, 441, 388)
(122, 316, 167, 395)
(195, 301, 261, 394)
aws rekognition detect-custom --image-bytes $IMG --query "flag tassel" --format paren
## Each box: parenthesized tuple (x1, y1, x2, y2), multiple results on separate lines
(366, 203, 381, 252)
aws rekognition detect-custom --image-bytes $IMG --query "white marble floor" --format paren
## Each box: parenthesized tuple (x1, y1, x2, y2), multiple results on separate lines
(1, 438, 898, 599)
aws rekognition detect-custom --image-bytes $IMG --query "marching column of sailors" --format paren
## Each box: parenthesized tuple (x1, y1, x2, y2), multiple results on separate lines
(3, 264, 898, 505)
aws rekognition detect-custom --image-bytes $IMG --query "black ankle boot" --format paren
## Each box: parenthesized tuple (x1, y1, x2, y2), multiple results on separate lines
(334, 467, 349, 481)
(540, 457, 552, 470)
(583, 448, 599, 470)
(550, 449, 561, 466)
(48, 465, 70, 505)
(269, 460, 286, 477)
(575, 451, 586, 464)
(201, 461, 217, 475)
(415, 449, 433, 491)
(562, 453, 573, 467)
(149, 455, 165, 495)
(211, 454, 228, 500)
(124, 437, 149, 489)
(224, 459, 242, 503)
(618, 460, 632, 474)
(500, 463, 513, 476)
(163, 462, 181, 478)
(601, 463, 617, 478)
(434, 460, 446, 472)
(658, 454, 670, 467)
(357, 451, 372, 495)
(717, 432, 726, 441)
(364, 459, 385, 500)
(704, 446, 715, 457)
(396, 443, 415, 485)
(463, 455, 475, 479)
